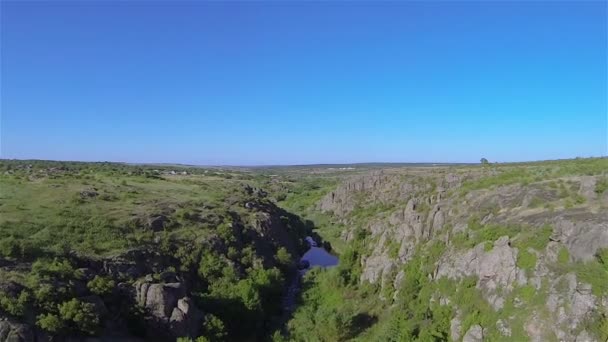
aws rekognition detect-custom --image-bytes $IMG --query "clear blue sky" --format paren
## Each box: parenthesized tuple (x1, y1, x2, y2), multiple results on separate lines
(1, 1, 606, 165)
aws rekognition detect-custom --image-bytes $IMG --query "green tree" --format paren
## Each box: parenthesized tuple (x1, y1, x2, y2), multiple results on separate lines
(58, 298, 100, 335)
(275, 247, 292, 266)
(0, 290, 30, 317)
(202, 314, 227, 341)
(87, 275, 116, 296)
(37, 313, 65, 334)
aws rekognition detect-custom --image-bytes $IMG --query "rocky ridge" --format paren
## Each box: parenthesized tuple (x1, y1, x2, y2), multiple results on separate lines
(318, 165, 608, 341)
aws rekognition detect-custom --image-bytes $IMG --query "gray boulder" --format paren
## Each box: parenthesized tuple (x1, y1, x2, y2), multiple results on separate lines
(450, 315, 462, 341)
(133, 281, 202, 338)
(462, 324, 483, 342)
(553, 216, 608, 262)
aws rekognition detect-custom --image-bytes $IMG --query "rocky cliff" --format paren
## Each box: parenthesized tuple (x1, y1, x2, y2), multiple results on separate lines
(315, 161, 608, 341)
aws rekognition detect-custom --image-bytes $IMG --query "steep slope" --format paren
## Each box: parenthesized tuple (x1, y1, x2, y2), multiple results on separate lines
(0, 161, 311, 341)
(286, 158, 608, 341)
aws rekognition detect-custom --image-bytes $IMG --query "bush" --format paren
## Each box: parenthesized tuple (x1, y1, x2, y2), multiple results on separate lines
(517, 249, 537, 271)
(31, 258, 81, 282)
(275, 247, 292, 267)
(201, 314, 226, 341)
(557, 247, 570, 264)
(595, 177, 608, 195)
(0, 237, 43, 260)
(0, 290, 30, 317)
(87, 276, 116, 296)
(515, 224, 553, 251)
(58, 298, 100, 335)
(37, 313, 65, 334)
(576, 255, 608, 297)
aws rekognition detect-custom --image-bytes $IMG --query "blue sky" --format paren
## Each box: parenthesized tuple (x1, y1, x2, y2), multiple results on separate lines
(1, 1, 606, 165)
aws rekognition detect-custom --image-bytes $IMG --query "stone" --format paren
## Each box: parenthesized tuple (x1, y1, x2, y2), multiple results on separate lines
(133, 281, 202, 338)
(450, 313, 462, 342)
(553, 217, 608, 262)
(462, 324, 483, 342)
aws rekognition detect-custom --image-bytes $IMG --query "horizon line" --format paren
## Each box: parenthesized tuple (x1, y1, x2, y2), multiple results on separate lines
(1, 155, 606, 169)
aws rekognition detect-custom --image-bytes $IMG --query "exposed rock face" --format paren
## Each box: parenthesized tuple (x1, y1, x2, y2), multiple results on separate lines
(545, 273, 598, 341)
(169, 298, 203, 338)
(253, 211, 302, 261)
(318, 171, 388, 216)
(437, 236, 526, 310)
(319, 166, 608, 341)
(135, 282, 185, 320)
(133, 281, 202, 338)
(450, 314, 462, 341)
(462, 324, 483, 342)
(552, 215, 608, 262)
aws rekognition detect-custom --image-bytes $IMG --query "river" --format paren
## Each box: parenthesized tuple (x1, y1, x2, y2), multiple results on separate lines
(281, 236, 339, 315)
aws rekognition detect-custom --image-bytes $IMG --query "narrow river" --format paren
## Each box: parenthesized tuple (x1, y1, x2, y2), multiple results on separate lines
(282, 236, 339, 315)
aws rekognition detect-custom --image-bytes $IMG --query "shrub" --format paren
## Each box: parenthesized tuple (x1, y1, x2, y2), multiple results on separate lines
(0, 290, 30, 317)
(573, 194, 586, 205)
(275, 247, 292, 267)
(58, 298, 100, 335)
(387, 240, 400, 259)
(517, 249, 537, 271)
(515, 224, 553, 251)
(31, 258, 81, 282)
(202, 314, 227, 341)
(37, 313, 65, 334)
(515, 284, 536, 302)
(595, 177, 608, 195)
(87, 275, 116, 296)
(596, 248, 608, 270)
(557, 247, 570, 264)
(0, 237, 43, 260)
(576, 257, 608, 297)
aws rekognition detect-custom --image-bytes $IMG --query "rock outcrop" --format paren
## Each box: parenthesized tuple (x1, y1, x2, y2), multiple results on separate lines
(318, 165, 608, 341)
(133, 281, 202, 338)
(437, 236, 527, 310)
(462, 324, 483, 342)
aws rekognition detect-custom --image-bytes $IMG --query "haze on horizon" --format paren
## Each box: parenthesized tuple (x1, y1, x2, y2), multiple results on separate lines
(1, 1, 606, 165)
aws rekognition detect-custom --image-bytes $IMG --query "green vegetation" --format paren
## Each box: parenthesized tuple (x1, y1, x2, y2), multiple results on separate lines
(1, 158, 607, 341)
(34, 298, 101, 335)
(87, 276, 116, 296)
(0, 160, 313, 340)
(459, 157, 608, 193)
(557, 247, 570, 264)
(517, 249, 537, 271)
(575, 249, 608, 297)
(596, 177, 608, 195)
(0, 290, 30, 317)
(451, 218, 523, 250)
